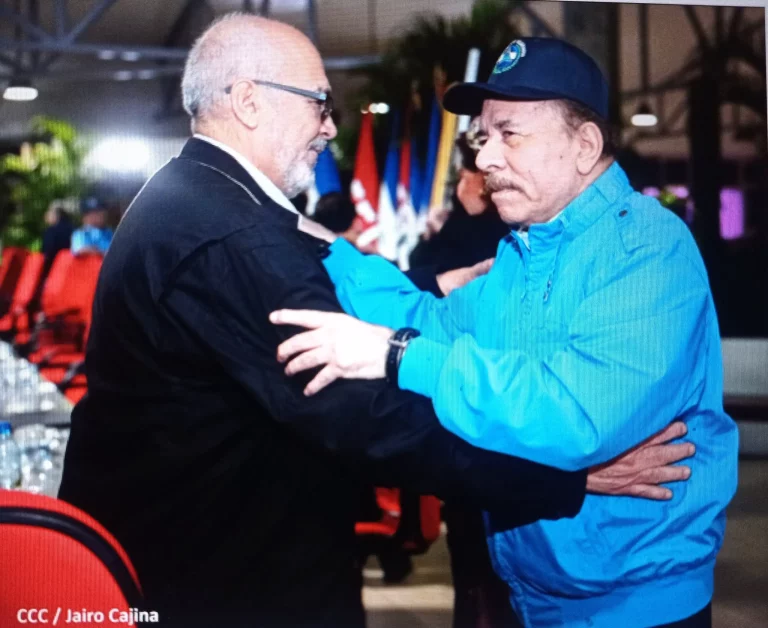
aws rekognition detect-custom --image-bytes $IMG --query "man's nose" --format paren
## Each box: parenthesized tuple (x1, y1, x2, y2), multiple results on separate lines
(322, 116, 338, 140)
(475, 138, 504, 173)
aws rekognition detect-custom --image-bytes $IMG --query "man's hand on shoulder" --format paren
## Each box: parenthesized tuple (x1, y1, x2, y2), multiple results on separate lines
(270, 309, 393, 396)
(437, 258, 494, 296)
(587, 421, 694, 500)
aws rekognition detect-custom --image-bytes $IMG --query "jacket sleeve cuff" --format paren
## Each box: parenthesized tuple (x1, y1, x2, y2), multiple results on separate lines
(404, 266, 443, 298)
(556, 468, 588, 519)
(398, 336, 451, 399)
(323, 238, 363, 284)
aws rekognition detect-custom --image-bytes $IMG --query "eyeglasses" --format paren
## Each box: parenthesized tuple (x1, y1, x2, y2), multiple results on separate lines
(225, 79, 334, 122)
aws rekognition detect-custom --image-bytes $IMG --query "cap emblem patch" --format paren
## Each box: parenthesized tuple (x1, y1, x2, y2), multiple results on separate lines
(493, 40, 527, 74)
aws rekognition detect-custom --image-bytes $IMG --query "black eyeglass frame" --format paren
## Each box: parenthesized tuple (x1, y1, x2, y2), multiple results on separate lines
(224, 79, 333, 121)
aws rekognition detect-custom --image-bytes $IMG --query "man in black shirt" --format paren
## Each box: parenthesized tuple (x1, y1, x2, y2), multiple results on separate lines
(58, 14, 693, 628)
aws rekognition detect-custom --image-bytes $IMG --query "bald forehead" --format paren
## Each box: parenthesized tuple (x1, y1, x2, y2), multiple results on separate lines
(206, 15, 328, 89)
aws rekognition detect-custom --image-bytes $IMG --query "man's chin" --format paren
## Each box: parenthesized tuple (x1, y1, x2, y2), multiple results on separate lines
(493, 195, 533, 226)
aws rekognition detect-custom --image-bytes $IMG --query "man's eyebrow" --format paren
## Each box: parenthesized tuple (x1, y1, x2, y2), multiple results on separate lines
(492, 119, 520, 131)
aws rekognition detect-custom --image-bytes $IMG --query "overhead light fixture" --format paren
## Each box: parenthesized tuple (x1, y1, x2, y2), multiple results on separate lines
(367, 103, 390, 115)
(97, 50, 118, 60)
(3, 78, 38, 102)
(631, 103, 658, 128)
(114, 70, 133, 81)
(120, 51, 141, 62)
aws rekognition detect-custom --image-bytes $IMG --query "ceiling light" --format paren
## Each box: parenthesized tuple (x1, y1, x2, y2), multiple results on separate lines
(3, 78, 38, 101)
(367, 103, 390, 115)
(120, 51, 141, 62)
(114, 71, 133, 81)
(97, 50, 117, 60)
(631, 103, 658, 127)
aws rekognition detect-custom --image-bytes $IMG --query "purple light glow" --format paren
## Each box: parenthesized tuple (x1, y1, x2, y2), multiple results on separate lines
(720, 188, 744, 240)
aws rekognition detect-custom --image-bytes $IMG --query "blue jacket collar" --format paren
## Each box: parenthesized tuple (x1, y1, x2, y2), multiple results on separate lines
(556, 161, 632, 237)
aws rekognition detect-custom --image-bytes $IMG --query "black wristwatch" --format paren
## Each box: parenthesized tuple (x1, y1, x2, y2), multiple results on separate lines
(386, 328, 421, 386)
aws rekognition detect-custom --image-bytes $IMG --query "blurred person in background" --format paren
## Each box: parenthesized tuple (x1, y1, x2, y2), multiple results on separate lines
(42, 202, 74, 267)
(70, 196, 113, 256)
(409, 120, 508, 275)
(312, 191, 363, 245)
(57, 16, 693, 628)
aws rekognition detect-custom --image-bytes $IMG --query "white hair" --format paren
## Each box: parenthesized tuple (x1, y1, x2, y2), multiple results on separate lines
(181, 12, 280, 129)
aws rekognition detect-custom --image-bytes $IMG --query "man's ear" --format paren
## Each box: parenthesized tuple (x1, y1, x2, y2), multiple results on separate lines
(229, 80, 260, 130)
(575, 121, 604, 175)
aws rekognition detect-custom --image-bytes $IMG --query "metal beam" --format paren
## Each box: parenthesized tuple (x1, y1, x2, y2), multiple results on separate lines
(0, 38, 191, 60)
(715, 6, 724, 46)
(639, 4, 650, 92)
(30, 0, 40, 69)
(324, 54, 380, 71)
(38, 0, 121, 73)
(727, 7, 744, 43)
(64, 0, 121, 43)
(0, 51, 21, 72)
(658, 97, 688, 135)
(54, 0, 69, 38)
(621, 55, 703, 99)
(159, 0, 209, 117)
(517, 4, 558, 38)
(0, 5, 54, 42)
(367, 0, 377, 54)
(28, 65, 186, 82)
(683, 6, 710, 53)
(260, 0, 271, 18)
(307, 0, 318, 44)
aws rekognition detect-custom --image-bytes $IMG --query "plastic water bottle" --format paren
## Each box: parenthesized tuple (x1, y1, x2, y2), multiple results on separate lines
(0, 421, 21, 490)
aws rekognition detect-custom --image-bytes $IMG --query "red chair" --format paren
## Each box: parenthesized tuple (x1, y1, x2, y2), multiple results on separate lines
(0, 247, 29, 315)
(21, 252, 102, 361)
(0, 252, 45, 341)
(32, 254, 102, 403)
(0, 490, 144, 627)
(356, 487, 442, 579)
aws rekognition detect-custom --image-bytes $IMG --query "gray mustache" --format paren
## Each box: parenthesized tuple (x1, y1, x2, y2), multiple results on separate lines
(310, 139, 327, 153)
(485, 176, 517, 194)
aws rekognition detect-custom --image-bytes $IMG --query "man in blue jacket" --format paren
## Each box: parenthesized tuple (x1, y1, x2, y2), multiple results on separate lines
(271, 38, 739, 627)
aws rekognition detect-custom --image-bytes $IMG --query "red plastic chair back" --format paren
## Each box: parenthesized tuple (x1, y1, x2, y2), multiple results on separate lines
(0, 247, 28, 303)
(49, 252, 102, 321)
(36, 252, 102, 347)
(0, 490, 143, 626)
(355, 489, 442, 553)
(0, 253, 44, 334)
(40, 251, 77, 316)
(10, 252, 45, 308)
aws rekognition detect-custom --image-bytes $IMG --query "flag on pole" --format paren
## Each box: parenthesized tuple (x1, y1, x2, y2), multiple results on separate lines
(376, 112, 401, 261)
(409, 136, 424, 223)
(351, 112, 380, 249)
(305, 146, 342, 216)
(418, 94, 443, 234)
(396, 115, 419, 270)
(429, 105, 459, 213)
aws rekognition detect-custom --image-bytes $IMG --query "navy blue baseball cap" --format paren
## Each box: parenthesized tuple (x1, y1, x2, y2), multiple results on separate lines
(80, 196, 105, 214)
(443, 37, 609, 119)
